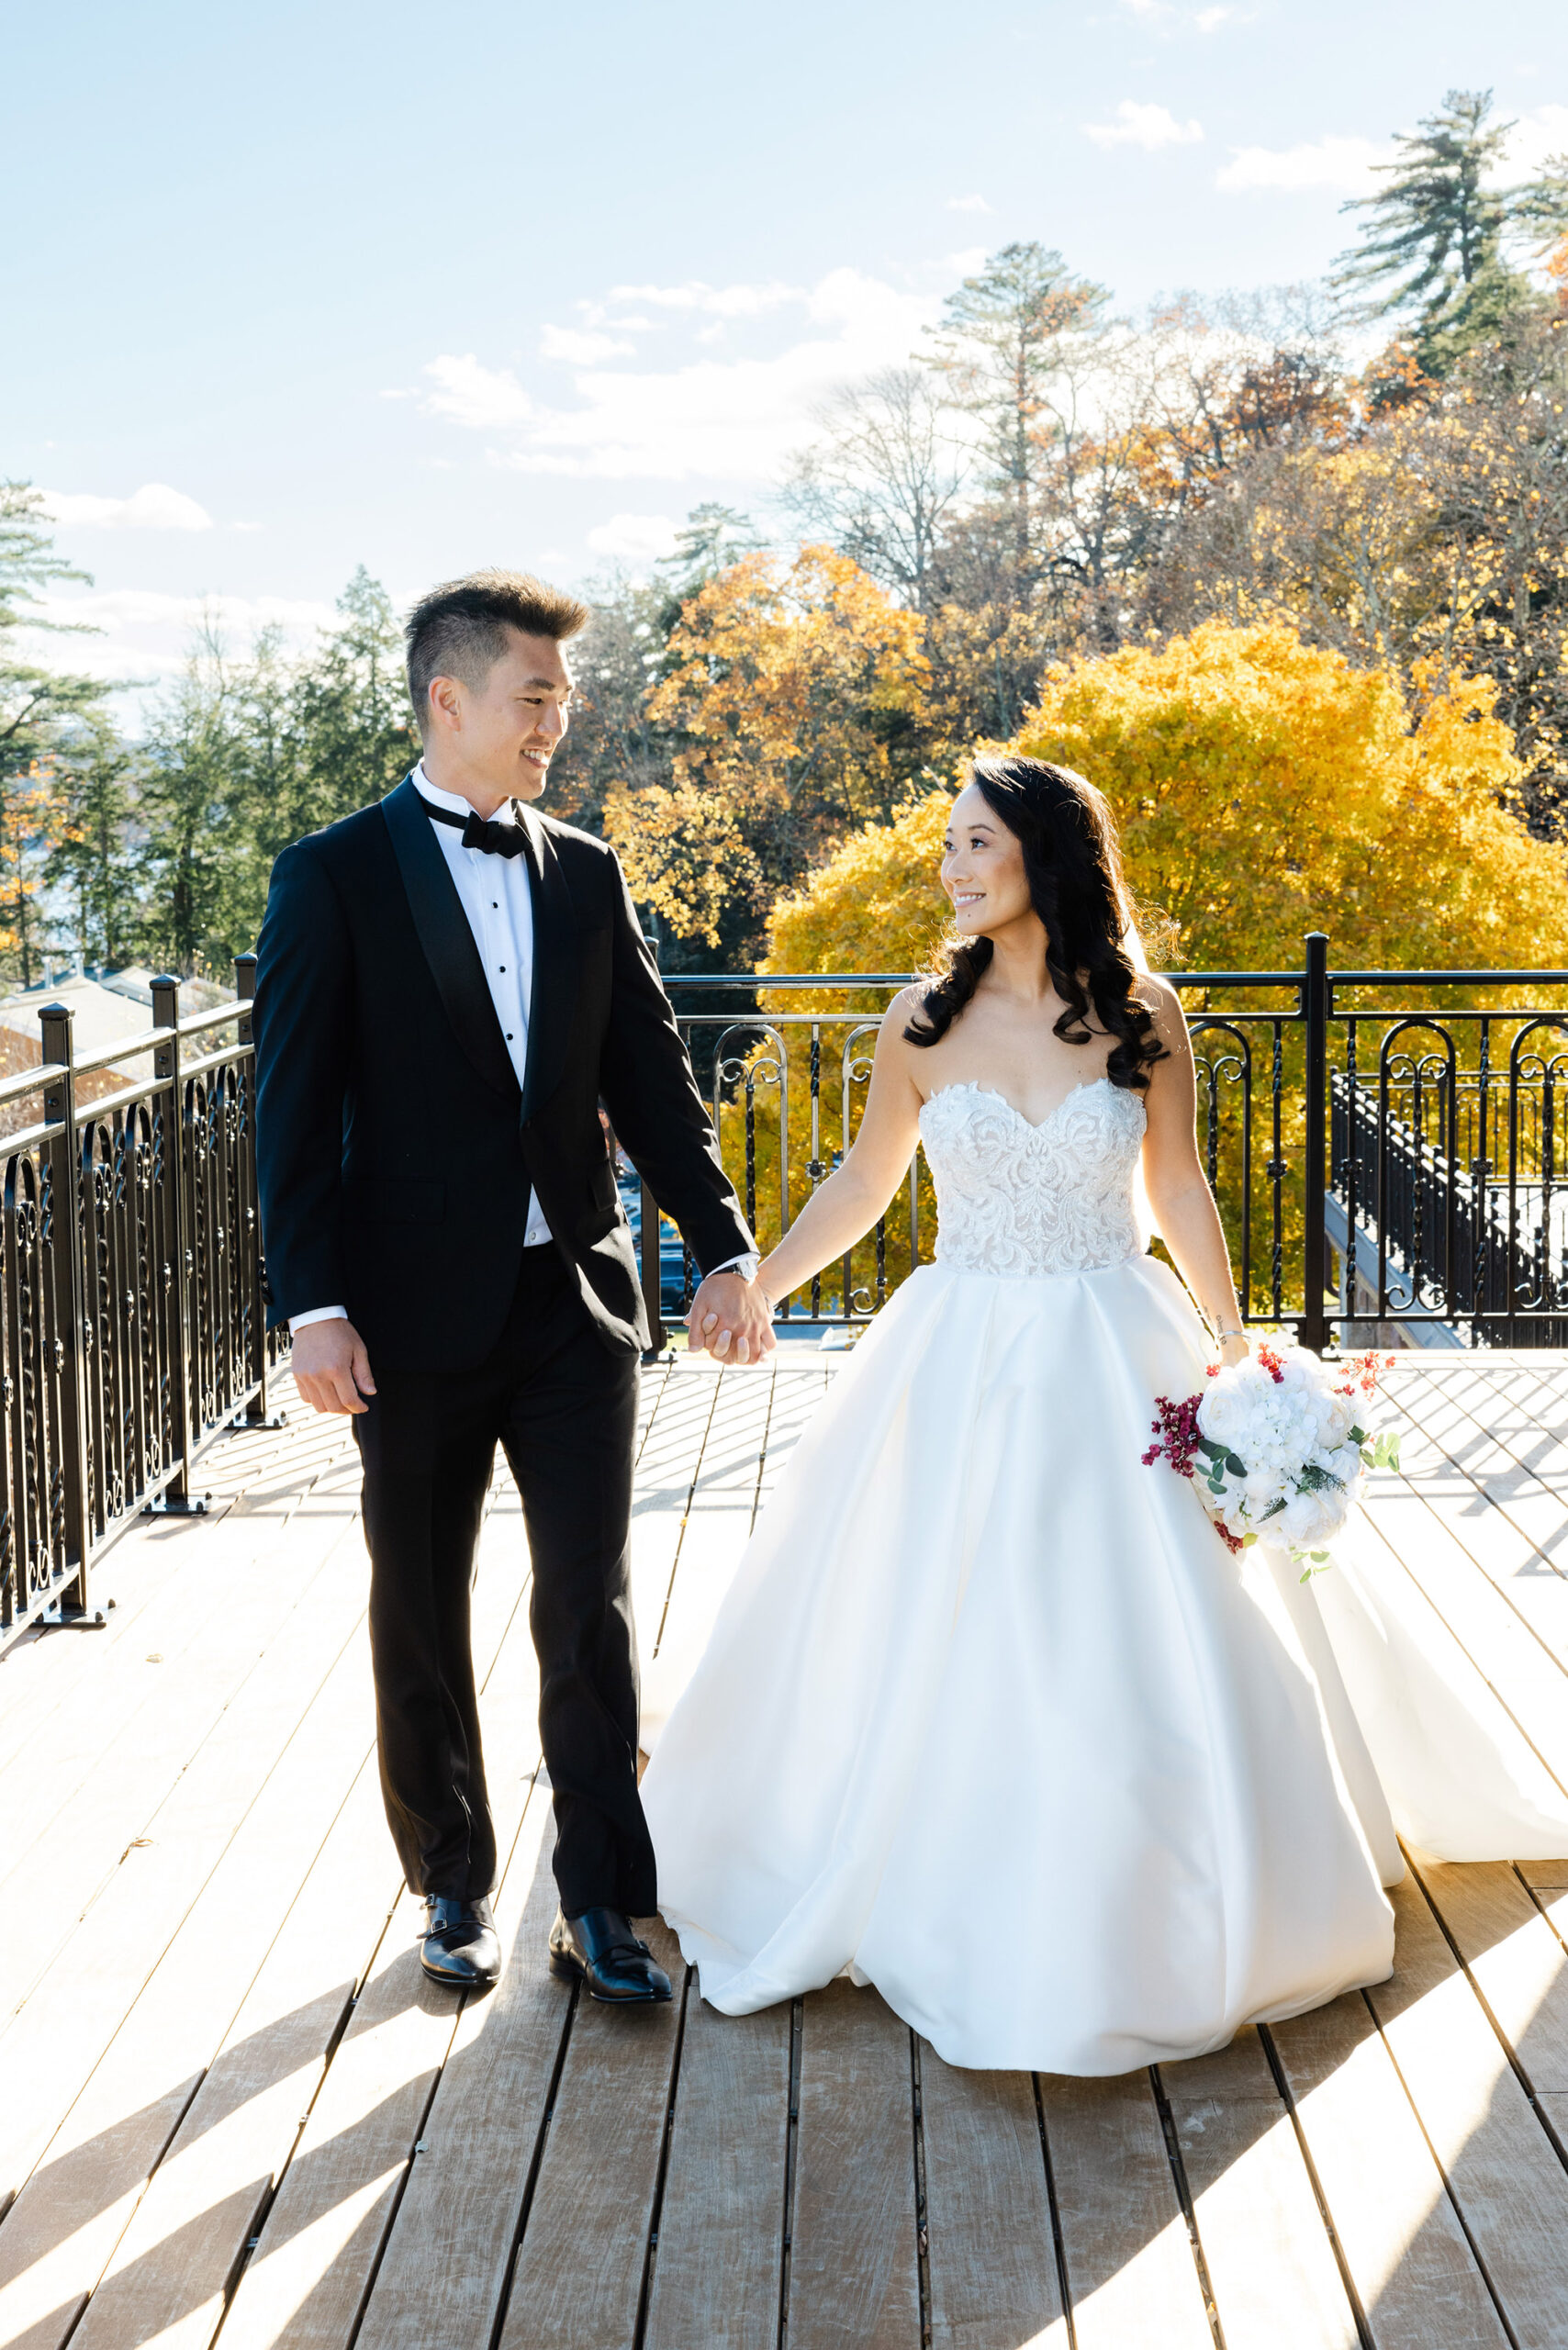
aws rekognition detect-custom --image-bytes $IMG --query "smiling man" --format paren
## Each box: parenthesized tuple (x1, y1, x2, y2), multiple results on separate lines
(252, 568, 772, 2009)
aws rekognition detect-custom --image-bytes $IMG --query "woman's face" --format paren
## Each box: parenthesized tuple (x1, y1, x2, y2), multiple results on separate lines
(941, 782, 1034, 939)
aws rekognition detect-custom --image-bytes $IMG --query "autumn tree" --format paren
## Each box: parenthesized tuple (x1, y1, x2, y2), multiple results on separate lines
(606, 547, 934, 959)
(765, 619, 1567, 979)
(0, 483, 111, 983)
(545, 575, 676, 835)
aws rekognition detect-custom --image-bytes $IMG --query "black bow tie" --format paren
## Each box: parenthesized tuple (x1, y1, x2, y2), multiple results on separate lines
(424, 801, 528, 858)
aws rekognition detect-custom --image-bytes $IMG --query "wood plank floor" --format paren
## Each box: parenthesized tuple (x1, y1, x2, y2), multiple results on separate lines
(3, 1346, 1568, 2348)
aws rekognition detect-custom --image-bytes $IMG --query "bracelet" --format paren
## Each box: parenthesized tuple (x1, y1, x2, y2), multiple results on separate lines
(1214, 1326, 1246, 1343)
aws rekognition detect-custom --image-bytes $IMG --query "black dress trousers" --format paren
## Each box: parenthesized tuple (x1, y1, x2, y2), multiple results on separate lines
(353, 1242, 648, 1917)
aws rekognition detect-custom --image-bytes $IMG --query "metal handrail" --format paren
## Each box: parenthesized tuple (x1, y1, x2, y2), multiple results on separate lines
(0, 956, 276, 1639)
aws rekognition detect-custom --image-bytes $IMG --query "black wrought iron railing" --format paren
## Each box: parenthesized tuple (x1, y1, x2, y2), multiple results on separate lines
(0, 958, 281, 1637)
(638, 936, 1568, 1355)
(7, 934, 1563, 1638)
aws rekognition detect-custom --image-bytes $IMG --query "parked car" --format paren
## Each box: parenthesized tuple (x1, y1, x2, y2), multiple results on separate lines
(618, 1169, 690, 1316)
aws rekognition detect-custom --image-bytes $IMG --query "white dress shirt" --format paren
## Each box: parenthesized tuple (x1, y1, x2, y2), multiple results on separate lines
(290, 765, 755, 1331)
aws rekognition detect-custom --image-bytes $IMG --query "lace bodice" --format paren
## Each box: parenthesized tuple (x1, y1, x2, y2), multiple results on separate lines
(919, 1079, 1146, 1278)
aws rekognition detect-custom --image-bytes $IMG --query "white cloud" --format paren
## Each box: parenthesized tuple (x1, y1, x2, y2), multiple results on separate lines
(1215, 134, 1388, 195)
(1119, 0, 1242, 27)
(540, 323, 634, 364)
(1084, 101, 1204, 151)
(946, 194, 991, 213)
(585, 513, 680, 562)
(39, 482, 213, 532)
(420, 353, 535, 431)
(19, 588, 337, 691)
(417, 266, 936, 483)
(1507, 104, 1568, 178)
(601, 278, 801, 320)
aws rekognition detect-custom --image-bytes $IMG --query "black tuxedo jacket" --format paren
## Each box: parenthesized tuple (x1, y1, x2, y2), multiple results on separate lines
(252, 775, 751, 1371)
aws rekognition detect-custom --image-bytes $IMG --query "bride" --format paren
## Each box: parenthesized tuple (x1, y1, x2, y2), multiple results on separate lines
(643, 756, 1568, 2076)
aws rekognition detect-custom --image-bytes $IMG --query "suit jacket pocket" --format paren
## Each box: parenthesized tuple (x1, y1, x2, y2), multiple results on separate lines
(354, 1179, 446, 1225)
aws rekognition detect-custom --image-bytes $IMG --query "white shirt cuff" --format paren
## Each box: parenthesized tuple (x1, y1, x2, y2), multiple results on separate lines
(289, 1305, 349, 1331)
(708, 1252, 760, 1281)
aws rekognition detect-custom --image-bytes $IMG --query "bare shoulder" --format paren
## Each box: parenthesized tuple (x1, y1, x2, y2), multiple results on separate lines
(876, 985, 930, 1064)
(1137, 972, 1191, 1049)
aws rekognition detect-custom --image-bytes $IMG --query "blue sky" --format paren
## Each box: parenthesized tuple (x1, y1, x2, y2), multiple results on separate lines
(8, 0, 1565, 698)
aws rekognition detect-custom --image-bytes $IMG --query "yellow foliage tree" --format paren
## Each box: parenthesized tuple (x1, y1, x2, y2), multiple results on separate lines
(767, 620, 1567, 976)
(605, 546, 930, 950)
(756, 621, 1568, 1319)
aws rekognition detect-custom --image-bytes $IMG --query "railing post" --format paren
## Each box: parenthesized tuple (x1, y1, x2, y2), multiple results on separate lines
(149, 975, 206, 1514)
(639, 1177, 667, 1361)
(1301, 933, 1331, 1354)
(233, 951, 274, 1426)
(39, 1003, 94, 1617)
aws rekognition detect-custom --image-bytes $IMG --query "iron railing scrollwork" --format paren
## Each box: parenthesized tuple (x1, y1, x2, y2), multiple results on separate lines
(636, 939, 1568, 1359)
(0, 959, 284, 1638)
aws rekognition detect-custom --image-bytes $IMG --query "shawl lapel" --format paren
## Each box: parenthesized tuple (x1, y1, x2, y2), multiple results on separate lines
(516, 804, 577, 1126)
(380, 775, 521, 1102)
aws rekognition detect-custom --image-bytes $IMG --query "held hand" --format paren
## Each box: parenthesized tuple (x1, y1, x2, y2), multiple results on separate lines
(291, 1318, 376, 1415)
(688, 1270, 777, 1367)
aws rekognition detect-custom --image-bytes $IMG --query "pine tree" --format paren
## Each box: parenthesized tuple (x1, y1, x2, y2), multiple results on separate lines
(287, 566, 419, 832)
(1334, 90, 1530, 374)
(49, 715, 140, 970)
(924, 243, 1107, 584)
(655, 506, 763, 607)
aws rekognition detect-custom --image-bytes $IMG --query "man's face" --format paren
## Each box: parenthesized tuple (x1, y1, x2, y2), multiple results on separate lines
(431, 626, 575, 802)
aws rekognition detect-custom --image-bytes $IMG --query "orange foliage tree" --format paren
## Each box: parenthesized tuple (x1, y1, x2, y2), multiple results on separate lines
(604, 547, 931, 951)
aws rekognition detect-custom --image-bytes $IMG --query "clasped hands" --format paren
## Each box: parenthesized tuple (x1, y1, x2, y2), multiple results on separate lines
(291, 1266, 777, 1412)
(687, 1268, 776, 1365)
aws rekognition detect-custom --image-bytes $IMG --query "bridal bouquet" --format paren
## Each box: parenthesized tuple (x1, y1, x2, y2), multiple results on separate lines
(1143, 1344, 1400, 1578)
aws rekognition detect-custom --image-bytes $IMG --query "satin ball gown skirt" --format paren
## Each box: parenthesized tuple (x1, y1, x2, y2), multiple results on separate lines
(643, 1253, 1404, 2076)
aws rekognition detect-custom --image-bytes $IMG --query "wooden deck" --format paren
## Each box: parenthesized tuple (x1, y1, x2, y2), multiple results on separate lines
(4, 1347, 1568, 2350)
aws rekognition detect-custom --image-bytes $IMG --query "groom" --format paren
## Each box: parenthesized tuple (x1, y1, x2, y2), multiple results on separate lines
(253, 567, 774, 2005)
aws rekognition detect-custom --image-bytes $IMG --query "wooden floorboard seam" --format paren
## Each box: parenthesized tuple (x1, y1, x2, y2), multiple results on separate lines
(909, 2033, 935, 2350)
(1353, 1983, 1527, 2350)
(1412, 1862, 1568, 2177)
(631, 1965, 696, 2350)
(1143, 2065, 1226, 2350)
(1256, 2025, 1375, 2350)
(483, 1976, 584, 2350)
(778, 1998, 804, 2350)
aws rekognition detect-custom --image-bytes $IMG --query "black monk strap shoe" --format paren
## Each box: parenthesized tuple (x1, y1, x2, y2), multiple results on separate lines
(420, 1894, 501, 1990)
(548, 1906, 673, 2004)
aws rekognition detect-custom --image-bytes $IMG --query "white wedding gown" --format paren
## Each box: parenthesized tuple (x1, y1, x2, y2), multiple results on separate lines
(642, 1078, 1568, 2075)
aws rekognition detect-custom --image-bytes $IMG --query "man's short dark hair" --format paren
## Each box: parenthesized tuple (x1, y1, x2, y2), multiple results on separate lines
(405, 568, 590, 733)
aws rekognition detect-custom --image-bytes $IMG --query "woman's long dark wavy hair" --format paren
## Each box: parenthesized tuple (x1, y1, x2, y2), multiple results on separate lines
(904, 757, 1166, 1092)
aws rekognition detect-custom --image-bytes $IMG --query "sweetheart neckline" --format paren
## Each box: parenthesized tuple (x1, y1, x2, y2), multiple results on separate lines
(920, 1076, 1127, 1134)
